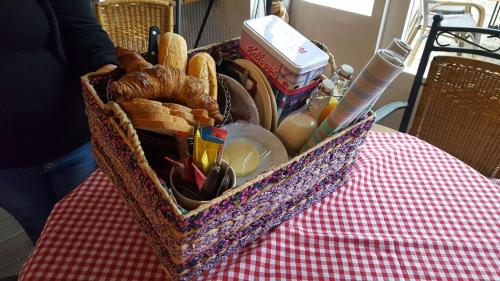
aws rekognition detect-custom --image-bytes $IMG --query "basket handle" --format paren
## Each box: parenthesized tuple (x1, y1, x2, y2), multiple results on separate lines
(81, 69, 120, 111)
(81, 67, 117, 82)
(312, 40, 336, 75)
(105, 101, 149, 166)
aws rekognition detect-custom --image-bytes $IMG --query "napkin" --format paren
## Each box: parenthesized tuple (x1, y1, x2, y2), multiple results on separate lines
(301, 49, 405, 152)
(386, 38, 412, 59)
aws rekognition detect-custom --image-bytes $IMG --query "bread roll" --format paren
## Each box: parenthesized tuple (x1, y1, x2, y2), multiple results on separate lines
(158, 32, 188, 72)
(120, 98, 193, 135)
(119, 98, 170, 114)
(128, 111, 173, 120)
(187, 52, 218, 100)
(162, 103, 209, 118)
(131, 119, 193, 135)
(162, 102, 191, 112)
(119, 98, 214, 127)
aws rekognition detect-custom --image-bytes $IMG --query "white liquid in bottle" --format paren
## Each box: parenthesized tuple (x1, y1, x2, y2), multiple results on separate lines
(275, 80, 335, 154)
(275, 104, 318, 153)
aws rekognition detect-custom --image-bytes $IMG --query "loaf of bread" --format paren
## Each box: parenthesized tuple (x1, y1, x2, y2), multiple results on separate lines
(170, 109, 214, 127)
(162, 103, 209, 118)
(132, 119, 193, 135)
(158, 32, 188, 72)
(119, 98, 214, 128)
(161, 102, 214, 126)
(119, 98, 168, 113)
(116, 47, 152, 73)
(119, 98, 191, 135)
(110, 66, 223, 122)
(188, 52, 218, 100)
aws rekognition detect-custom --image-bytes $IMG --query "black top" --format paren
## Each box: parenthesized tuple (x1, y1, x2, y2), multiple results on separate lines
(0, 0, 118, 168)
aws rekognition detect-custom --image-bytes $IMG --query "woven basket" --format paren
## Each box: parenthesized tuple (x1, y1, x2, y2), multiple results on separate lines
(81, 39, 374, 280)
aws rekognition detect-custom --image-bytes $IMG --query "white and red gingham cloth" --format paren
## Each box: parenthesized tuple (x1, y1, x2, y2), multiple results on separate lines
(20, 132, 500, 280)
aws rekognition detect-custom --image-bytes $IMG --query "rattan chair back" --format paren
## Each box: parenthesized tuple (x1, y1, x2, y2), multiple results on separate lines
(409, 56, 500, 177)
(96, 0, 174, 53)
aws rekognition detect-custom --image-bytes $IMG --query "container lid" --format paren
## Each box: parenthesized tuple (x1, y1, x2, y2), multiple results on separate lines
(320, 79, 335, 93)
(242, 15, 329, 74)
(338, 64, 354, 78)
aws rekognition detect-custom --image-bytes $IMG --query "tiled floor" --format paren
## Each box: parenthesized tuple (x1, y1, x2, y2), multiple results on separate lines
(0, 208, 32, 279)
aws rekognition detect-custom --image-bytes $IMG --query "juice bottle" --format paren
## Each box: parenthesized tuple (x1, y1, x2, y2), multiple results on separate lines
(275, 79, 335, 154)
(318, 98, 339, 124)
(319, 64, 354, 123)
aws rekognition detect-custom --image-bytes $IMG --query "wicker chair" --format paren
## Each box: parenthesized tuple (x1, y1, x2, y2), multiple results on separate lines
(376, 15, 500, 178)
(408, 56, 500, 177)
(96, 0, 175, 53)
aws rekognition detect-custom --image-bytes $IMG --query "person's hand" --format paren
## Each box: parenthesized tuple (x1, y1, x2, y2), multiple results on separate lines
(96, 64, 118, 74)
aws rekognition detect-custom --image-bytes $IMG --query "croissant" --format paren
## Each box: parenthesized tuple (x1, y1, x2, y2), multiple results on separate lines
(116, 47, 152, 73)
(109, 65, 224, 122)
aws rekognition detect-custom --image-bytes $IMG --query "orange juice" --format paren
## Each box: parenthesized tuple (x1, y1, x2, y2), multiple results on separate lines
(318, 98, 339, 124)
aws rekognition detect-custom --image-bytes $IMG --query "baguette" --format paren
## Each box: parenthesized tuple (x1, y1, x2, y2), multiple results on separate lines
(158, 32, 188, 72)
(187, 52, 218, 100)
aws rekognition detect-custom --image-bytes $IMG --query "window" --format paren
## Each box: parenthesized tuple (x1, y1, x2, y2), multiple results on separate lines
(303, 0, 375, 16)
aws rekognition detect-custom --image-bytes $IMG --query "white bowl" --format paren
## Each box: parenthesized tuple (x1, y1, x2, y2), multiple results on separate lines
(222, 123, 288, 185)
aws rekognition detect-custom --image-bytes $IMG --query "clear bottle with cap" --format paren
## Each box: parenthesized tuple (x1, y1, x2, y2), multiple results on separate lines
(319, 64, 354, 124)
(275, 79, 336, 154)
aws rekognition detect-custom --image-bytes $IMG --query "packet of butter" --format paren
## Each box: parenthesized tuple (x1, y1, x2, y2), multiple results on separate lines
(193, 127, 228, 173)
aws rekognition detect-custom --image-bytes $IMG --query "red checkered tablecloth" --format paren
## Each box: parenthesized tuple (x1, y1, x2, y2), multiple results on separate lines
(19, 132, 500, 280)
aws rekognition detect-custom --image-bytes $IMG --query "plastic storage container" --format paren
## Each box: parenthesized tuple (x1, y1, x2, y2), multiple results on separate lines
(240, 15, 329, 92)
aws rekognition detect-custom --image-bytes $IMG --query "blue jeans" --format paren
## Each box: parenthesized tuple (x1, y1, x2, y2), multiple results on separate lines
(0, 142, 96, 243)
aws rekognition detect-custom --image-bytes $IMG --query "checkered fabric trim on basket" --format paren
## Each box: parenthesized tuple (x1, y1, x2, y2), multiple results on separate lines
(19, 132, 500, 281)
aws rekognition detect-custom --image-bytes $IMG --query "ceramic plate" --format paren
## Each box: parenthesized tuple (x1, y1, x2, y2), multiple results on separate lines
(250, 61, 278, 132)
(222, 123, 288, 185)
(219, 74, 260, 125)
(234, 59, 273, 130)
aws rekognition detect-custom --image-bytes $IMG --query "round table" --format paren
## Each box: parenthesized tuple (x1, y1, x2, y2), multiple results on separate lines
(19, 132, 500, 280)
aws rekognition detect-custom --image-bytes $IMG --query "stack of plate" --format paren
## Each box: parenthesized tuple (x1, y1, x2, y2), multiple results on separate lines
(233, 59, 278, 132)
(218, 74, 260, 125)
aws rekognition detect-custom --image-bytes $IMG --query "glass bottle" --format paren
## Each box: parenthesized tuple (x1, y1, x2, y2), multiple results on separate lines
(275, 79, 335, 154)
(330, 64, 354, 98)
(319, 64, 354, 124)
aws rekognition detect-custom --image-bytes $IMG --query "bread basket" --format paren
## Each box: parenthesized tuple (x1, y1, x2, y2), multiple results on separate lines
(81, 38, 374, 280)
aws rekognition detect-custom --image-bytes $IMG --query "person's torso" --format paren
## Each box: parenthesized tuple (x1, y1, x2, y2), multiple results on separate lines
(0, 0, 89, 168)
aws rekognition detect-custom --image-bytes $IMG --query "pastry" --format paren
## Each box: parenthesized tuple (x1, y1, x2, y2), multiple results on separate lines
(157, 32, 188, 72)
(116, 47, 152, 73)
(110, 65, 224, 122)
(187, 52, 218, 100)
